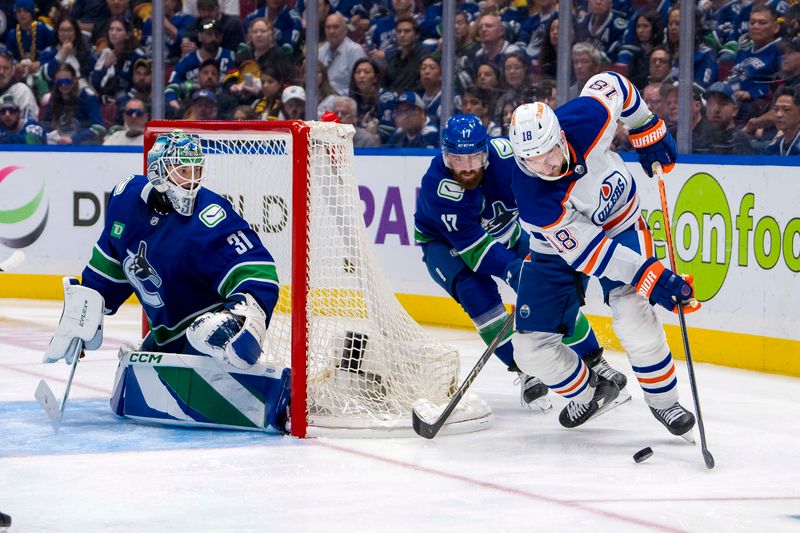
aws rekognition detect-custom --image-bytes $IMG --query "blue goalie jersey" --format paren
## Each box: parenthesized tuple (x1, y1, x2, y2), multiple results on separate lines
(414, 137, 523, 278)
(81, 174, 280, 352)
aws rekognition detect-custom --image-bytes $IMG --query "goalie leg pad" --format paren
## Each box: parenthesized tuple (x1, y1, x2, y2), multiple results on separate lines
(44, 277, 105, 364)
(111, 350, 290, 431)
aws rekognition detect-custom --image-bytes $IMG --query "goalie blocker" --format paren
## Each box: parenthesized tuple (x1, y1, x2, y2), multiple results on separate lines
(111, 348, 291, 432)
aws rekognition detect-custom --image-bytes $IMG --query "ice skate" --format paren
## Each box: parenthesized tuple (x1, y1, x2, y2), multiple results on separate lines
(584, 348, 628, 390)
(650, 402, 696, 443)
(558, 371, 621, 428)
(516, 373, 552, 411)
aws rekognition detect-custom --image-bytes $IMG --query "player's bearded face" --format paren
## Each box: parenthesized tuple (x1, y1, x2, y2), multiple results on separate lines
(524, 142, 569, 179)
(447, 152, 486, 190)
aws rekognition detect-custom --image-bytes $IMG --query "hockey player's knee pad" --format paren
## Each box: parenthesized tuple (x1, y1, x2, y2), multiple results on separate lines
(421, 241, 469, 299)
(608, 286, 667, 356)
(453, 272, 502, 318)
(510, 330, 568, 378)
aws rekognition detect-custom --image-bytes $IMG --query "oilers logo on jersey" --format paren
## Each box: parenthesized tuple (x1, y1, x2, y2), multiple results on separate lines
(592, 172, 629, 226)
(123, 241, 164, 308)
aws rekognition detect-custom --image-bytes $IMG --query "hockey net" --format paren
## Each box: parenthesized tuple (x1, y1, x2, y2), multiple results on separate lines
(144, 120, 490, 437)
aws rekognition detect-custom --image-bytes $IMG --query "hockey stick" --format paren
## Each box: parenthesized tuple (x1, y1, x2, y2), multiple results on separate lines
(0, 250, 25, 272)
(412, 314, 514, 439)
(35, 339, 83, 432)
(654, 163, 715, 469)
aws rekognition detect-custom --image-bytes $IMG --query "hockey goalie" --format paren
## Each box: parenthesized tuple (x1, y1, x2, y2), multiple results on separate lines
(42, 130, 291, 432)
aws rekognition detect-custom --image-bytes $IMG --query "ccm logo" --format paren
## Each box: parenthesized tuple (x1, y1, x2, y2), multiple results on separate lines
(637, 270, 658, 297)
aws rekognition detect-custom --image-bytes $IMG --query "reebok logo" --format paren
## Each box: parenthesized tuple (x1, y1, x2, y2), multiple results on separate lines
(638, 270, 657, 297)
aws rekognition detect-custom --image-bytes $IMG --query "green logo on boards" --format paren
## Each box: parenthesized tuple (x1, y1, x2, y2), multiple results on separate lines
(111, 221, 125, 238)
(641, 172, 800, 302)
(199, 204, 226, 228)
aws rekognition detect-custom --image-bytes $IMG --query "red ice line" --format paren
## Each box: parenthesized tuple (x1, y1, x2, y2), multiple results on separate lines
(0, 363, 111, 395)
(314, 440, 689, 533)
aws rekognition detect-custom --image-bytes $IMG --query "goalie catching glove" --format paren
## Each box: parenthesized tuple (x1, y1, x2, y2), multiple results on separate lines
(187, 293, 268, 369)
(43, 277, 105, 364)
(629, 115, 676, 177)
(633, 257, 701, 314)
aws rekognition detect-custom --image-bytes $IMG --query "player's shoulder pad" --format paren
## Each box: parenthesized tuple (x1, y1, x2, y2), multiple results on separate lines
(513, 172, 577, 229)
(486, 136, 519, 175)
(111, 173, 147, 201)
(192, 187, 243, 230)
(420, 155, 463, 203)
(106, 174, 147, 217)
(555, 97, 610, 157)
(487, 136, 515, 160)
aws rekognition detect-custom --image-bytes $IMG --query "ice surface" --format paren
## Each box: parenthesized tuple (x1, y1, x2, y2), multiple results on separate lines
(1, 299, 799, 532)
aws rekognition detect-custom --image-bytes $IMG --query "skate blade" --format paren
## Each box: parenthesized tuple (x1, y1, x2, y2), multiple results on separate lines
(679, 429, 696, 444)
(608, 388, 632, 408)
(586, 388, 630, 422)
(532, 395, 552, 412)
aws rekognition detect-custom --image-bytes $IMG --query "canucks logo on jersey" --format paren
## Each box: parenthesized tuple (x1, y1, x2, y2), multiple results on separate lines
(482, 201, 518, 244)
(123, 241, 164, 308)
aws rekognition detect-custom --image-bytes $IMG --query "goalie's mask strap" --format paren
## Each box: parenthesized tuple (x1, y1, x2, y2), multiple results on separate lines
(147, 188, 173, 216)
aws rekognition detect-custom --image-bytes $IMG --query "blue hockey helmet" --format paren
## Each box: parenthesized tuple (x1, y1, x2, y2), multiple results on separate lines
(441, 114, 488, 156)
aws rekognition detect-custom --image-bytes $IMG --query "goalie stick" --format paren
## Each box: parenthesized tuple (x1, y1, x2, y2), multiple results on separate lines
(412, 314, 514, 439)
(654, 162, 715, 469)
(35, 339, 83, 431)
(0, 250, 25, 272)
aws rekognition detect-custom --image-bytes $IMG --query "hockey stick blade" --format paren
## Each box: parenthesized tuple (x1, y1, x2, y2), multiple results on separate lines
(35, 339, 83, 431)
(35, 379, 62, 426)
(412, 314, 514, 439)
(0, 250, 25, 272)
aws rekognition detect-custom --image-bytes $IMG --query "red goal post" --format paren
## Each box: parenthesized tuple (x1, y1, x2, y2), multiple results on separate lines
(143, 120, 491, 438)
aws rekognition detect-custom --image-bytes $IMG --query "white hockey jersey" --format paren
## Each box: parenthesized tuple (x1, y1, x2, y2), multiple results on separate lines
(512, 72, 657, 285)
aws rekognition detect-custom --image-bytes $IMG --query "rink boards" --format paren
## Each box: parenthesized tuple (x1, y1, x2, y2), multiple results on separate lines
(0, 147, 797, 377)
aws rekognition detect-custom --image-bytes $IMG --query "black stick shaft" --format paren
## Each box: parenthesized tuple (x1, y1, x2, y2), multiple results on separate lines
(657, 168, 715, 469)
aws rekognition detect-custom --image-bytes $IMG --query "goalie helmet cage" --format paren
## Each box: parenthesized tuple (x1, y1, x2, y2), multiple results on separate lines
(143, 120, 491, 438)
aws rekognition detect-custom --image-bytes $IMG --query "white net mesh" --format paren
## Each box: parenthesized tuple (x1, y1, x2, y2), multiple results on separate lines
(158, 122, 474, 433)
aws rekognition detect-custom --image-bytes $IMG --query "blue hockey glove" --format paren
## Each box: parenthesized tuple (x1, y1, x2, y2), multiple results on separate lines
(633, 257, 701, 313)
(504, 258, 523, 291)
(629, 115, 676, 178)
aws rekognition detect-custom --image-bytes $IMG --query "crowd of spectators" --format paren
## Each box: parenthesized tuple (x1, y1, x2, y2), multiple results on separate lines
(0, 0, 799, 155)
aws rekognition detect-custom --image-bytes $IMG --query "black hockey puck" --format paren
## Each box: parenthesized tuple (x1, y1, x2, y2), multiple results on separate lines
(0, 510, 11, 528)
(633, 447, 654, 463)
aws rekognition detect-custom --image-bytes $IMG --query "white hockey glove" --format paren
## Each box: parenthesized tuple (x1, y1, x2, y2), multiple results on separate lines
(186, 293, 268, 369)
(43, 277, 105, 364)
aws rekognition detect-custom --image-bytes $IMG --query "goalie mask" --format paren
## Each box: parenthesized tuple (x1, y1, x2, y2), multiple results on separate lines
(509, 102, 570, 181)
(146, 130, 206, 216)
